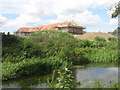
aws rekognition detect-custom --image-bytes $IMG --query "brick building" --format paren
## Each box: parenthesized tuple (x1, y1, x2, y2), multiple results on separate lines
(15, 21, 86, 37)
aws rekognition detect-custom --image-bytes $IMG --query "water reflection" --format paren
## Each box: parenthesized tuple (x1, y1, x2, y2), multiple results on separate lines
(2, 63, 118, 88)
(2, 74, 52, 88)
(76, 63, 118, 84)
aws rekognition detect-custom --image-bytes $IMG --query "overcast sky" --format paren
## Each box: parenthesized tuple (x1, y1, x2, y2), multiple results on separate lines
(0, 0, 119, 33)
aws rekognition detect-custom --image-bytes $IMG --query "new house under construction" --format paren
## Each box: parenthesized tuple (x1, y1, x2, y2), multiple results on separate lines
(15, 21, 86, 37)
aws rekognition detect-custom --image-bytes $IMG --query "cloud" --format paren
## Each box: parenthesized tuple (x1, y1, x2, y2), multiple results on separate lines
(75, 11, 103, 26)
(0, 0, 28, 14)
(109, 18, 118, 25)
(0, 0, 119, 33)
(0, 15, 7, 31)
(50, 10, 103, 27)
(0, 15, 7, 22)
(2, 14, 43, 29)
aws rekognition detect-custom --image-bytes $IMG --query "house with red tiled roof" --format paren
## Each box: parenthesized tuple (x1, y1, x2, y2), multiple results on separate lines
(15, 21, 86, 37)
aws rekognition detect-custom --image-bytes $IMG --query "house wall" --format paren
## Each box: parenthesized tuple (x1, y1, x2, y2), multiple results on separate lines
(16, 32, 32, 37)
(68, 27, 74, 33)
(16, 26, 84, 37)
(58, 27, 67, 31)
(68, 27, 83, 34)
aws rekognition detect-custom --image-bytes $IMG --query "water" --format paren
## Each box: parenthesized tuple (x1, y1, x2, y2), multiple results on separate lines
(75, 63, 118, 86)
(2, 74, 52, 88)
(2, 63, 119, 88)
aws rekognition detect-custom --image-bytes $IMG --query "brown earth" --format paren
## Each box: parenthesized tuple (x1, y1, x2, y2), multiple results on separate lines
(73, 32, 117, 41)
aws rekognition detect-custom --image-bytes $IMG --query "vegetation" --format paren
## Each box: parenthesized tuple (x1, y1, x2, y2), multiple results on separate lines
(2, 30, 119, 87)
(108, 28, 120, 36)
(48, 67, 77, 88)
(48, 67, 119, 89)
(111, 3, 120, 18)
(85, 38, 119, 62)
(2, 57, 64, 80)
(78, 80, 119, 88)
(110, 2, 120, 37)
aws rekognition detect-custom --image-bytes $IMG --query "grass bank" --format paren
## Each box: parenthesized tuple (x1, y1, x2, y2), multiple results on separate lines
(2, 30, 119, 81)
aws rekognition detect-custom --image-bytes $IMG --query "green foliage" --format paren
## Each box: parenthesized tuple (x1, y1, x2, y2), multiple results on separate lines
(48, 67, 77, 88)
(30, 30, 74, 42)
(78, 39, 94, 48)
(2, 34, 24, 56)
(2, 34, 23, 46)
(94, 37, 106, 42)
(111, 3, 120, 18)
(30, 30, 90, 64)
(86, 47, 119, 62)
(93, 37, 107, 47)
(48, 68, 119, 88)
(110, 82, 120, 88)
(2, 57, 64, 80)
(93, 80, 104, 88)
(108, 37, 118, 42)
(78, 80, 119, 88)
(108, 28, 120, 36)
(2, 30, 119, 81)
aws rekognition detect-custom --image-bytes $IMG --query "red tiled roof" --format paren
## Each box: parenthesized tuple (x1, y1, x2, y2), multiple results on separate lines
(16, 23, 61, 33)
(40, 23, 60, 30)
(16, 27, 42, 33)
(16, 21, 85, 33)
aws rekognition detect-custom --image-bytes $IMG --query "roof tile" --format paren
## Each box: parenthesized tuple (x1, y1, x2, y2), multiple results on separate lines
(16, 21, 84, 33)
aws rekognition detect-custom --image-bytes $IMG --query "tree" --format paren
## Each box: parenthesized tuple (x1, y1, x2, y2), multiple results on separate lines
(7, 32, 10, 35)
(111, 3, 120, 18)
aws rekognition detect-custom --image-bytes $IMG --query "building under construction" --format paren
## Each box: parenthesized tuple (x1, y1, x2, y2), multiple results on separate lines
(15, 21, 86, 37)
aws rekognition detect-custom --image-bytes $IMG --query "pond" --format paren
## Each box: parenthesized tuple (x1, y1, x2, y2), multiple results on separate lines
(2, 62, 119, 88)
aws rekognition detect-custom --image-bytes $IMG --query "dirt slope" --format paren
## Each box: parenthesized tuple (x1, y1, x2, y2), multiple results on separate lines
(74, 32, 117, 41)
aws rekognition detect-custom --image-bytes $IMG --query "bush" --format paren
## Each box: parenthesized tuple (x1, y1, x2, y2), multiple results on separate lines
(85, 48, 119, 62)
(77, 39, 95, 48)
(2, 34, 23, 46)
(30, 30, 74, 42)
(2, 34, 24, 56)
(94, 37, 106, 42)
(93, 37, 107, 47)
(2, 57, 64, 80)
(48, 67, 77, 88)
(2, 30, 119, 80)
(108, 37, 118, 42)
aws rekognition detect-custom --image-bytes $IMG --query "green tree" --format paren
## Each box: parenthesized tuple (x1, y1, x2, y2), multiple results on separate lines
(111, 3, 120, 18)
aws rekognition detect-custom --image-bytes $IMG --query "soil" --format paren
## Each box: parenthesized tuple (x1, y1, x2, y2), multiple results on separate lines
(73, 32, 117, 41)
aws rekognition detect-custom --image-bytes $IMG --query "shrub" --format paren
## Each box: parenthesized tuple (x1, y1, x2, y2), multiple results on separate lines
(2, 57, 64, 80)
(2, 30, 119, 81)
(93, 37, 107, 47)
(85, 48, 119, 62)
(94, 37, 106, 42)
(77, 39, 95, 48)
(2, 34, 23, 46)
(108, 37, 118, 42)
(30, 30, 74, 42)
(48, 67, 77, 88)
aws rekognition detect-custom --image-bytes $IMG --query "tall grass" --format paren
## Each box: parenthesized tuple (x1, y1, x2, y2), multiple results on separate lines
(2, 57, 66, 80)
(85, 48, 119, 62)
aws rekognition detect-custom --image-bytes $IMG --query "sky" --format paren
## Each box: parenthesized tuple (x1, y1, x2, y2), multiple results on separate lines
(0, 0, 119, 33)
